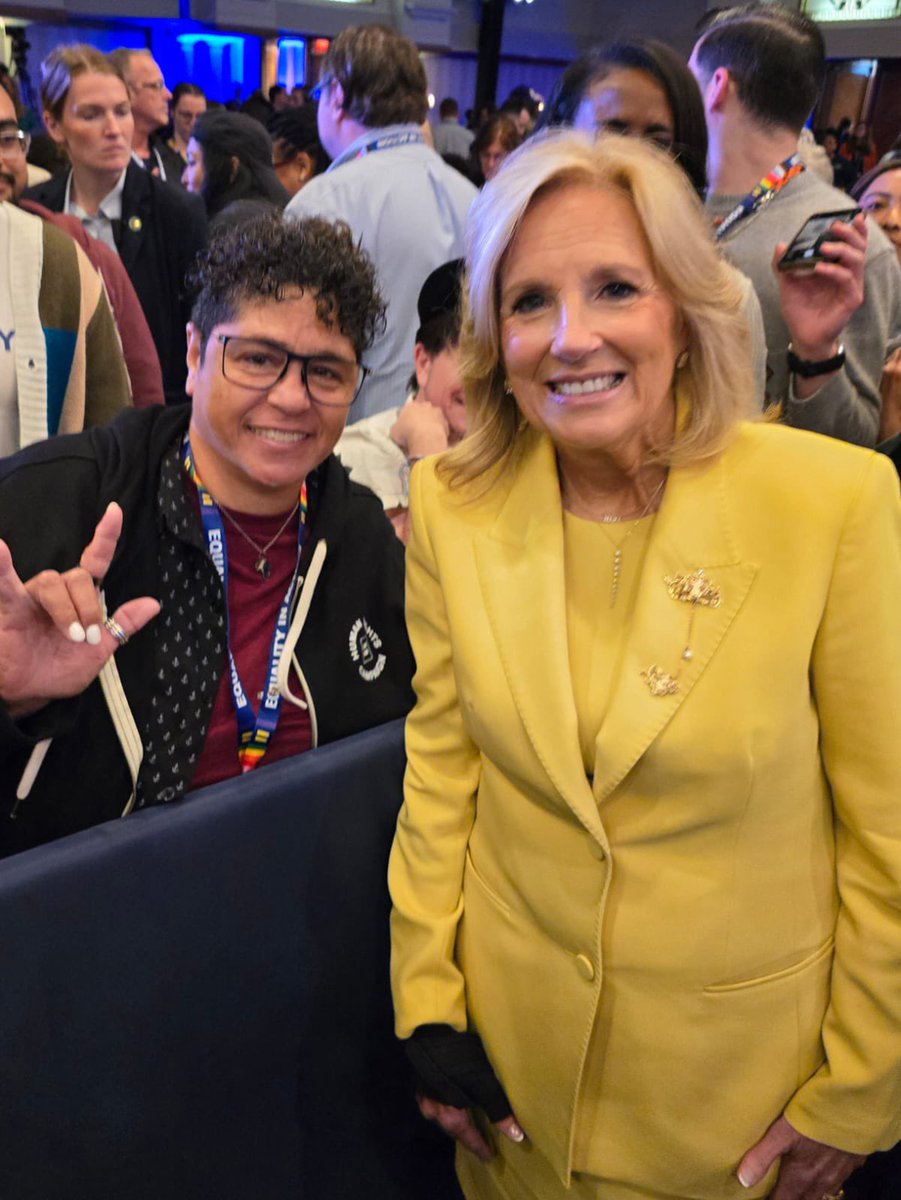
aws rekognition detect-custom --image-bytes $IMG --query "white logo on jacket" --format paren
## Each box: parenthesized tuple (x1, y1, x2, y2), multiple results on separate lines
(349, 617, 386, 682)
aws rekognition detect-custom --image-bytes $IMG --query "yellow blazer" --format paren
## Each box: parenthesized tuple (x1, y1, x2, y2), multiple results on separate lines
(389, 421, 901, 1199)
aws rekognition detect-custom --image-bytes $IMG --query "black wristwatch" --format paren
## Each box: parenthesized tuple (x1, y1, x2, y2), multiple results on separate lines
(787, 344, 846, 378)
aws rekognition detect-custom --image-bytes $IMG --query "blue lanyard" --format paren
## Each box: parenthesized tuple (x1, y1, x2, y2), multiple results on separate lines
(183, 435, 308, 772)
(354, 129, 425, 158)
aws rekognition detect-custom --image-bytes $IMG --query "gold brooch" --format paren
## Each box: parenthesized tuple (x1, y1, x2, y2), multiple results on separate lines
(640, 665, 680, 697)
(641, 569, 722, 693)
(665, 568, 721, 608)
(128, 216, 143, 233)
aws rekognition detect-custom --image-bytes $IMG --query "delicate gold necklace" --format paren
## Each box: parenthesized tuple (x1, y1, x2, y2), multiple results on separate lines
(595, 479, 665, 608)
(218, 501, 301, 580)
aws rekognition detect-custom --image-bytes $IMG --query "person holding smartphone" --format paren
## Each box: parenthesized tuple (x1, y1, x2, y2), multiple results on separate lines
(690, 4, 901, 448)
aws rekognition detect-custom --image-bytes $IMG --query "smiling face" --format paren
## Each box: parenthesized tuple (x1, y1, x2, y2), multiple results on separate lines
(573, 67, 675, 151)
(186, 290, 358, 513)
(499, 182, 684, 469)
(859, 167, 901, 264)
(44, 71, 134, 177)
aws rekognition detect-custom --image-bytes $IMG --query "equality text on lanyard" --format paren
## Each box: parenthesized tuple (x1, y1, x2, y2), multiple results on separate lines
(183, 434, 309, 773)
(713, 153, 805, 242)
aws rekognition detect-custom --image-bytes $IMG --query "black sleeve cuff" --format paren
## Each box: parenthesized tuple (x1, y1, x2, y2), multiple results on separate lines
(0, 694, 83, 769)
(404, 1023, 512, 1123)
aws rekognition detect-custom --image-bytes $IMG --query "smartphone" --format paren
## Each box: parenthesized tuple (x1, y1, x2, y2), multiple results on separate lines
(777, 208, 861, 272)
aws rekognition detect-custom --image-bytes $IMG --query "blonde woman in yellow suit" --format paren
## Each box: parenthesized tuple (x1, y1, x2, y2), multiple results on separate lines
(389, 134, 901, 1200)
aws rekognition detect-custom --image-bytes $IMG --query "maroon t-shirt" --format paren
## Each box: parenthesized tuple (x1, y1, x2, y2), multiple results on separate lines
(190, 503, 313, 790)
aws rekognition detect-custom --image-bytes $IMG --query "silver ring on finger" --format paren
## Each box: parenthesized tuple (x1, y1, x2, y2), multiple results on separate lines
(103, 616, 129, 646)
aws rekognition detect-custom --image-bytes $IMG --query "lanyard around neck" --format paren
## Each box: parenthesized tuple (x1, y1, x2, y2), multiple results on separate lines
(132, 146, 167, 180)
(183, 435, 309, 773)
(353, 129, 425, 159)
(713, 153, 805, 241)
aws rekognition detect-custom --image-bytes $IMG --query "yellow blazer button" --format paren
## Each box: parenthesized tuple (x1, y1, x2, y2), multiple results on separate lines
(575, 954, 595, 982)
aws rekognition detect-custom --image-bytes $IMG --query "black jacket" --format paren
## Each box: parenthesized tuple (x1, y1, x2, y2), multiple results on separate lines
(147, 134, 187, 187)
(0, 406, 414, 857)
(24, 163, 208, 404)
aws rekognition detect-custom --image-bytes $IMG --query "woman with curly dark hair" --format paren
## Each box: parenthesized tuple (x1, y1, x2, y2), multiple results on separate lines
(0, 211, 415, 852)
(183, 110, 289, 222)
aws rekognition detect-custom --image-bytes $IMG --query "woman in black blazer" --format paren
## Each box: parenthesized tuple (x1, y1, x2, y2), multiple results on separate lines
(25, 44, 207, 404)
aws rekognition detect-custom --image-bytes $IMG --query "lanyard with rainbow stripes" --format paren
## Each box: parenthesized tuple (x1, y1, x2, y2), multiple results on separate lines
(183, 435, 309, 773)
(714, 153, 805, 241)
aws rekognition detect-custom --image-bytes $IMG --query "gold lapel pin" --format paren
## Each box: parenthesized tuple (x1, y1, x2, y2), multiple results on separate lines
(642, 569, 723, 693)
(640, 665, 680, 697)
(665, 568, 721, 608)
(127, 216, 142, 233)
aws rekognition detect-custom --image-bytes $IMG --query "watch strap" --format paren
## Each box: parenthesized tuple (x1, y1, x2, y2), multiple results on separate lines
(787, 343, 846, 378)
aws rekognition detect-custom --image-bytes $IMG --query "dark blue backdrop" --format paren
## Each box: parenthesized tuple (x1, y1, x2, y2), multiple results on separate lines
(0, 720, 459, 1200)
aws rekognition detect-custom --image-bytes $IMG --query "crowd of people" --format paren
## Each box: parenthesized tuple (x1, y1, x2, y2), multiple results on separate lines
(1, 4, 901, 1199)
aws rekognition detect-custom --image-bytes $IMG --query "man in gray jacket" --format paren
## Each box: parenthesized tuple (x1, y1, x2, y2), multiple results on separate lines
(690, 3, 901, 447)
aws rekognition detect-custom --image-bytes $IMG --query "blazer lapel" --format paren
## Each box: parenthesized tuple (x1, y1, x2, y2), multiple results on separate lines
(116, 164, 149, 275)
(474, 437, 607, 846)
(593, 451, 758, 803)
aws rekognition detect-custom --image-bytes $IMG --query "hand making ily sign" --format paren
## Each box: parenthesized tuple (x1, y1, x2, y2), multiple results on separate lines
(0, 503, 160, 718)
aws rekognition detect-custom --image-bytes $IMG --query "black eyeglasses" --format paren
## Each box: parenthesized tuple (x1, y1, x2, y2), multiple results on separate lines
(218, 335, 368, 407)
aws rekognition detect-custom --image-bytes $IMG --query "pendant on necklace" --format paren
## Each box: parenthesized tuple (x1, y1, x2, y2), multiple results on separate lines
(610, 547, 623, 608)
(254, 556, 272, 580)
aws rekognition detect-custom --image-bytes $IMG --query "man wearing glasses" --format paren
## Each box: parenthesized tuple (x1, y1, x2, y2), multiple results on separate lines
(0, 212, 414, 857)
(0, 88, 131, 454)
(108, 48, 183, 185)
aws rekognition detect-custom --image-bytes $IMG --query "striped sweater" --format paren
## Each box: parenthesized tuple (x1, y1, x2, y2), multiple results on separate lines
(3, 202, 130, 449)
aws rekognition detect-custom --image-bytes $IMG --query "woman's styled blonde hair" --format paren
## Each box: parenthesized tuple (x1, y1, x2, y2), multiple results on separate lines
(40, 44, 125, 124)
(440, 131, 756, 489)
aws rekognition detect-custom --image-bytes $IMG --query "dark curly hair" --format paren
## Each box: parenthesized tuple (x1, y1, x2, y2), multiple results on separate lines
(188, 213, 387, 361)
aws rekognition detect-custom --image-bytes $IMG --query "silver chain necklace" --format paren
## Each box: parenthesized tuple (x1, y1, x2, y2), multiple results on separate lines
(218, 501, 300, 580)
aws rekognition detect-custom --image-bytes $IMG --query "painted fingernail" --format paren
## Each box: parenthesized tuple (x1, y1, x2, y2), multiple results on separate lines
(68, 622, 86, 643)
(508, 1124, 525, 1143)
(737, 1169, 753, 1189)
(85, 624, 102, 646)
